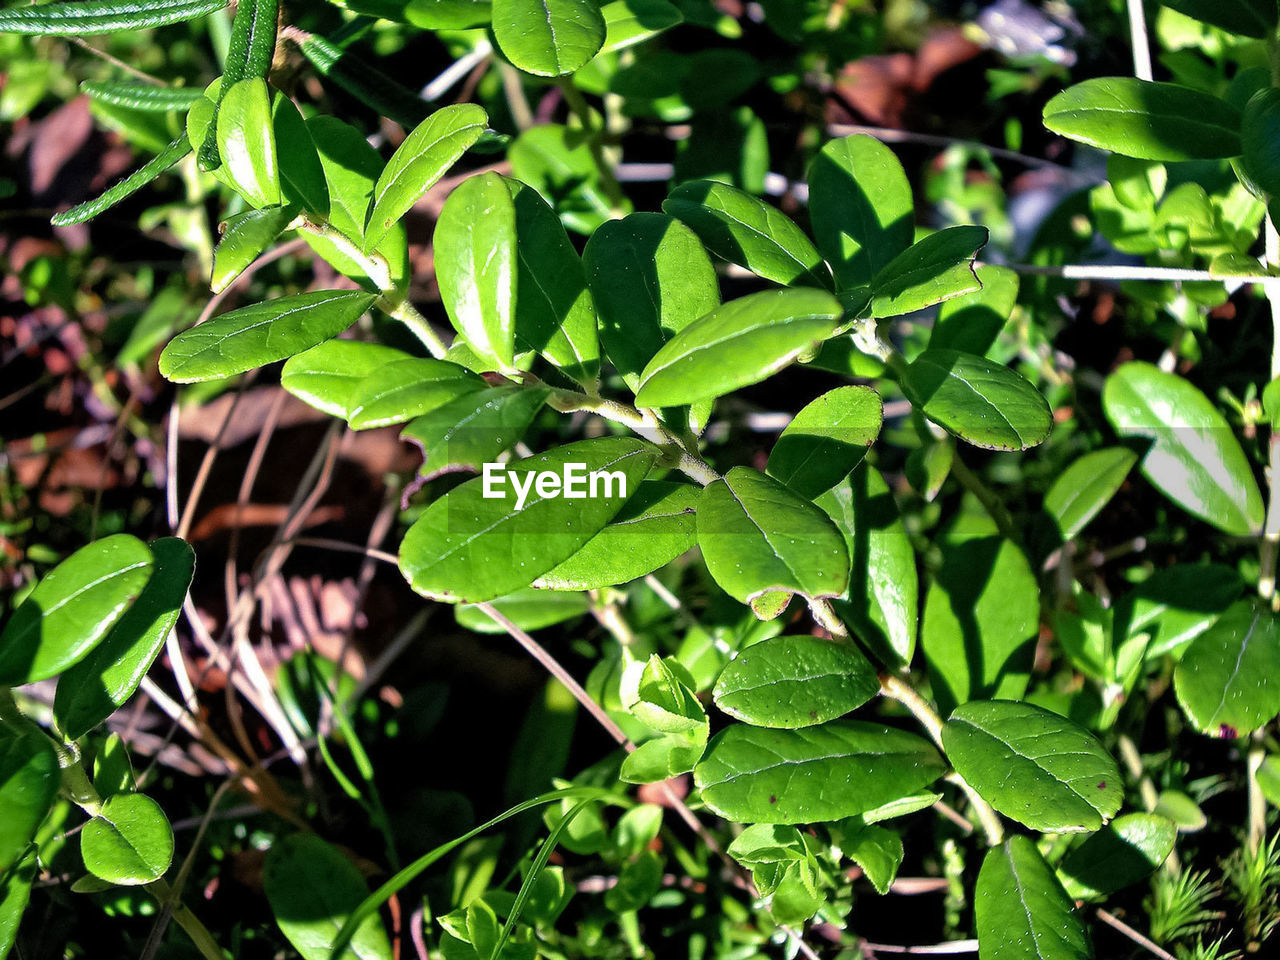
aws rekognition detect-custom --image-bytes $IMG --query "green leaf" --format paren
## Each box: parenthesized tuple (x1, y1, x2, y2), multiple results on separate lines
(53, 538, 194, 741)
(399, 437, 657, 603)
(712, 635, 878, 728)
(930, 263, 1018, 355)
(264, 833, 393, 960)
(901, 348, 1052, 451)
(944, 700, 1122, 832)
(50, 133, 190, 226)
(216, 78, 280, 208)
(364, 103, 487, 253)
(1118, 564, 1242, 660)
(1258, 755, 1280, 807)
(159, 290, 375, 383)
(816, 465, 917, 667)
(1044, 447, 1138, 541)
(1043, 78, 1242, 162)
(93, 733, 136, 798)
(535, 481, 698, 590)
(492, 0, 606, 76)
(622, 654, 707, 737)
(298, 33, 429, 130)
(1162, 0, 1276, 38)
(81, 794, 174, 886)
(634, 289, 843, 408)
(766, 386, 882, 499)
(347, 358, 487, 430)
(1059, 813, 1176, 901)
(1103, 362, 1264, 536)
(0, 534, 153, 686)
(0, 730, 58, 875)
(835, 820, 903, 895)
(1174, 600, 1280, 738)
(435, 171, 518, 371)
(272, 95, 330, 217)
(1153, 790, 1206, 832)
(620, 735, 705, 784)
(455, 588, 590, 634)
(663, 180, 831, 288)
(807, 134, 914, 290)
(401, 385, 549, 480)
(697, 467, 849, 618)
(508, 179, 600, 386)
(976, 836, 1091, 960)
(402, 0, 491, 29)
(81, 81, 201, 112)
(211, 205, 295, 294)
(0, 851, 36, 959)
(922, 522, 1038, 714)
(281, 340, 412, 419)
(904, 440, 953, 502)
(584, 212, 719, 389)
(693, 721, 944, 824)
(866, 225, 987, 318)
(223, 0, 277, 87)
(0, 0, 224, 34)
(508, 124, 625, 235)
(599, 0, 681, 54)
(1242, 88, 1280, 198)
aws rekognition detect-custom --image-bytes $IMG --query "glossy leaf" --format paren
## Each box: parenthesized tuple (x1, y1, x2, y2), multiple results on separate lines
(435, 171, 517, 370)
(663, 180, 830, 288)
(211, 205, 295, 294)
(81, 81, 201, 112)
(53, 538, 195, 741)
(922, 520, 1038, 714)
(584, 212, 720, 388)
(399, 438, 657, 603)
(1043, 78, 1242, 162)
(455, 589, 590, 634)
(81, 794, 174, 886)
(264, 833, 393, 960)
(1044, 447, 1138, 541)
(1118, 564, 1242, 660)
(401, 384, 547, 482)
(634, 289, 843, 407)
(1059, 814, 1176, 901)
(1103, 362, 1264, 536)
(867, 225, 987, 318)
(0, 534, 153, 686)
(930, 263, 1018, 355)
(1242, 89, 1280, 199)
(693, 721, 944, 824)
(364, 103, 487, 252)
(216, 78, 280, 208)
(159, 290, 375, 382)
(697, 467, 849, 618)
(0, 730, 58, 875)
(901, 348, 1052, 451)
(0, 852, 35, 959)
(272, 95, 330, 217)
(0, 0, 224, 34)
(1174, 600, 1280, 738)
(807, 134, 913, 289)
(50, 133, 190, 226)
(508, 124, 622, 234)
(944, 699, 1122, 832)
(403, 0, 491, 28)
(535, 481, 698, 590)
(976, 836, 1090, 960)
(492, 0, 606, 76)
(298, 33, 429, 130)
(281, 340, 411, 419)
(713, 635, 878, 728)
(766, 386, 882, 499)
(816, 465, 917, 667)
(508, 179, 600, 385)
(347, 358, 487, 430)
(599, 0, 681, 53)
(836, 821, 903, 895)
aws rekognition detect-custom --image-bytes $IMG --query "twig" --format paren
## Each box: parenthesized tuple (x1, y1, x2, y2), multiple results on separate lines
(1095, 908, 1176, 960)
(1125, 0, 1153, 81)
(998, 261, 1278, 285)
(861, 940, 978, 956)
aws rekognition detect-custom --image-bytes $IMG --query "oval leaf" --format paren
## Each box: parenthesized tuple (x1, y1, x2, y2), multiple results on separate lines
(81, 793, 174, 886)
(365, 103, 488, 252)
(1103, 362, 1264, 536)
(693, 721, 944, 824)
(159, 290, 375, 383)
(1174, 600, 1280, 738)
(281, 340, 411, 419)
(401, 384, 549, 480)
(1044, 447, 1137, 542)
(697, 467, 849, 618)
(399, 437, 657, 603)
(53, 538, 196, 741)
(0, 534, 153, 686)
(712, 635, 879, 728)
(1043, 77, 1242, 162)
(0, 730, 58, 875)
(976, 836, 1091, 960)
(1059, 813, 1176, 901)
(930, 263, 1018, 355)
(944, 699, 1122, 832)
(347, 357, 487, 430)
(0, 0, 224, 34)
(766, 386, 883, 499)
(216, 78, 281, 208)
(634, 289, 843, 408)
(492, 0, 605, 76)
(867, 225, 987, 319)
(901, 348, 1052, 451)
(455, 588, 591, 634)
(212, 205, 296, 294)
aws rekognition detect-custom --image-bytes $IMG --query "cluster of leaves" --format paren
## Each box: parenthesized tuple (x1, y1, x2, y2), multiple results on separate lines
(5, 0, 1280, 958)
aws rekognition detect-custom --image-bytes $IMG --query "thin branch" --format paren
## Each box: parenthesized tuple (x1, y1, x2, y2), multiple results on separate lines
(998, 260, 1279, 285)
(1125, 0, 1153, 81)
(1095, 908, 1176, 960)
(861, 940, 979, 956)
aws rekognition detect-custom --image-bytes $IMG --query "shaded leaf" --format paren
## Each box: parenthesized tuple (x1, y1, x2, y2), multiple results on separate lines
(455, 589, 590, 634)
(766, 386, 882, 499)
(976, 836, 1090, 960)
(401, 385, 549, 480)
(867, 225, 987, 318)
(1059, 814, 1176, 901)
(50, 133, 189, 226)
(1044, 447, 1138, 541)
(599, 0, 681, 54)
(81, 794, 174, 886)
(347, 358, 487, 430)
(0, 730, 58, 875)
(81, 81, 201, 112)
(212, 205, 295, 295)
(930, 263, 1018, 356)
(1174, 600, 1280, 738)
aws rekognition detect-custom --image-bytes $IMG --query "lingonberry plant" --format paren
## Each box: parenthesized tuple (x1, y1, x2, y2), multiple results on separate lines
(3, 0, 1280, 957)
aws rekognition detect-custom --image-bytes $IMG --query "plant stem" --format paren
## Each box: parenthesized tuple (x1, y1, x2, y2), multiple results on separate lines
(1260, 215, 1280, 607)
(1249, 731, 1267, 854)
(147, 878, 226, 960)
(948, 453, 1019, 543)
